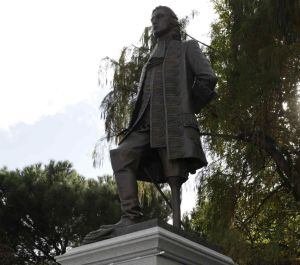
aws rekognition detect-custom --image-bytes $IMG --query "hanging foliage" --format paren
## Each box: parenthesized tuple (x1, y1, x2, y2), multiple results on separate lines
(191, 1, 300, 264)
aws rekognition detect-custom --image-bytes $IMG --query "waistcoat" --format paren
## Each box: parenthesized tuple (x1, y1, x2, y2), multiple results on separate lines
(137, 60, 166, 148)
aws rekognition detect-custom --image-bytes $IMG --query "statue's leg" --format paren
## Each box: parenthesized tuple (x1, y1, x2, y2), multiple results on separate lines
(168, 176, 182, 228)
(158, 149, 186, 229)
(82, 130, 150, 244)
(103, 130, 150, 228)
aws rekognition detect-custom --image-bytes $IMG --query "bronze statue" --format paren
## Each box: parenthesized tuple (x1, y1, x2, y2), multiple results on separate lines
(83, 6, 217, 244)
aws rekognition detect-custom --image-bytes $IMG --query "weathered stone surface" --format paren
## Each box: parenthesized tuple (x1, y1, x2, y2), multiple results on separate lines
(56, 220, 235, 265)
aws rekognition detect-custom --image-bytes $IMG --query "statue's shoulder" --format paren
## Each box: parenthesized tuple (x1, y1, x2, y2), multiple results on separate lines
(182, 39, 198, 47)
(181, 39, 199, 53)
(182, 39, 196, 44)
(179, 40, 195, 57)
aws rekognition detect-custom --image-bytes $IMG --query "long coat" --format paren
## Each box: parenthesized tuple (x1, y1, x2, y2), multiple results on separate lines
(120, 39, 217, 183)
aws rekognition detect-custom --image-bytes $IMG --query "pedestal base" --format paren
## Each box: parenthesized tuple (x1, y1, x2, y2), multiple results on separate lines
(56, 220, 235, 265)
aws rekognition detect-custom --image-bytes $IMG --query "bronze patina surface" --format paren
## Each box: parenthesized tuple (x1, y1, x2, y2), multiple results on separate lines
(83, 6, 217, 244)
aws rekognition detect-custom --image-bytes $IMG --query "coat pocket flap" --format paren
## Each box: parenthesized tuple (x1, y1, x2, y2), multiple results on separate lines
(181, 113, 199, 130)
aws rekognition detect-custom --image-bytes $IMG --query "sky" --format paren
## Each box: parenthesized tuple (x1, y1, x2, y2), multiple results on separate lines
(0, 0, 217, 214)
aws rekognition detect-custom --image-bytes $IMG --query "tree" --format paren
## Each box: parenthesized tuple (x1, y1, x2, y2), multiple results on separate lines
(189, 1, 300, 264)
(191, 167, 300, 265)
(0, 161, 119, 264)
(0, 161, 170, 264)
(199, 0, 300, 201)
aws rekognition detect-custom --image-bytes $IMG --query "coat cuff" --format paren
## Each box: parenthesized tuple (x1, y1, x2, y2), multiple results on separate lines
(191, 77, 217, 113)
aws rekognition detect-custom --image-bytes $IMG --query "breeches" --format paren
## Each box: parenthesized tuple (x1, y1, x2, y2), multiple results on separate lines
(110, 130, 184, 179)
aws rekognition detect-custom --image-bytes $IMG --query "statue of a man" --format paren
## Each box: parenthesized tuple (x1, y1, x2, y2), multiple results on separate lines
(84, 5, 217, 243)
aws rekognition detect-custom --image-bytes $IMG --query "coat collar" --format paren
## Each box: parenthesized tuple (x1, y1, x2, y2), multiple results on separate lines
(148, 40, 166, 60)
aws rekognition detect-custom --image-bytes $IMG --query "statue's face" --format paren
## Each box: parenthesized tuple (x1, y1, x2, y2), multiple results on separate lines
(151, 8, 172, 38)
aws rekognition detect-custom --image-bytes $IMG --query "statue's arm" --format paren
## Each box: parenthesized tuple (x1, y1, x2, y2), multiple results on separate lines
(186, 40, 217, 113)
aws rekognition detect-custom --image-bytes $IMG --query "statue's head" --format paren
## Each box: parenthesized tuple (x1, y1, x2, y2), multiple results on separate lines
(151, 6, 181, 40)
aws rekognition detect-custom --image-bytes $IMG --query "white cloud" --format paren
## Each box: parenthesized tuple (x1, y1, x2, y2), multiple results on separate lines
(0, 101, 112, 176)
(0, 0, 215, 129)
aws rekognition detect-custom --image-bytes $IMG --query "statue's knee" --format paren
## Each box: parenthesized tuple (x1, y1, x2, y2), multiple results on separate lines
(167, 176, 180, 186)
(167, 176, 185, 189)
(110, 147, 138, 170)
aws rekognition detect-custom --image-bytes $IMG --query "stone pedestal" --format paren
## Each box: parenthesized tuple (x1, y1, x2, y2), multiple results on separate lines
(56, 220, 235, 265)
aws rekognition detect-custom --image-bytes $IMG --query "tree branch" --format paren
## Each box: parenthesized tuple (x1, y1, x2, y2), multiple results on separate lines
(242, 185, 284, 225)
(199, 131, 300, 201)
(199, 132, 241, 140)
